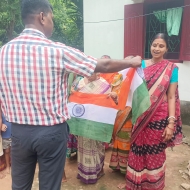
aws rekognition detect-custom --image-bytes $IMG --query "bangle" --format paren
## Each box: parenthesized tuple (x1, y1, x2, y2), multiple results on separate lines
(167, 116, 176, 121)
(167, 126, 174, 131)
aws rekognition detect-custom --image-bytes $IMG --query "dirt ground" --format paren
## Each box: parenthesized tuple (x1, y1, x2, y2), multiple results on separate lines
(1, 125, 190, 190)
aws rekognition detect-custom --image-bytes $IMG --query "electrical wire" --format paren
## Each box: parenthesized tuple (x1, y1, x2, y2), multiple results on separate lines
(84, 4, 190, 24)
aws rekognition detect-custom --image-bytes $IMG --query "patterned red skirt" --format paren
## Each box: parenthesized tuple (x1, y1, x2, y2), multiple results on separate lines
(126, 101, 182, 190)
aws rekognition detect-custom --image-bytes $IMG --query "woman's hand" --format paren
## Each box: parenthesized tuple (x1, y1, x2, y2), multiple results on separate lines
(162, 123, 174, 142)
(108, 92, 118, 104)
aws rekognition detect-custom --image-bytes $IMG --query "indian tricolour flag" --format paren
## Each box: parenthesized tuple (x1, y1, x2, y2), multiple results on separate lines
(119, 67, 151, 124)
(67, 68, 150, 142)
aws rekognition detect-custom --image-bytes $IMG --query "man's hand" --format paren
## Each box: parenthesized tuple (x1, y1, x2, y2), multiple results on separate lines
(128, 56, 142, 68)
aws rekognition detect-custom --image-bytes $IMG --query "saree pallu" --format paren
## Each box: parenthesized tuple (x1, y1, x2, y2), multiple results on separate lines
(126, 61, 182, 190)
(109, 106, 132, 174)
(77, 137, 105, 184)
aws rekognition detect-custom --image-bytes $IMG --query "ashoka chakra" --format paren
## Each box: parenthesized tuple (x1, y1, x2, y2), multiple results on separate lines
(72, 104, 85, 117)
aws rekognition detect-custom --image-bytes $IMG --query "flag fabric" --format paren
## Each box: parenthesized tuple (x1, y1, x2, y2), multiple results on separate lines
(67, 93, 119, 142)
(119, 68, 151, 124)
(67, 68, 150, 142)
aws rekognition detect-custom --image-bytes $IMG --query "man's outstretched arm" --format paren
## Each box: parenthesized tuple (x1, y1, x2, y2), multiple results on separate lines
(95, 56, 141, 73)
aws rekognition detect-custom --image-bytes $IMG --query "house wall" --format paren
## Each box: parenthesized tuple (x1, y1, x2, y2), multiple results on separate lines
(83, 0, 190, 124)
(177, 62, 190, 125)
(83, 0, 136, 59)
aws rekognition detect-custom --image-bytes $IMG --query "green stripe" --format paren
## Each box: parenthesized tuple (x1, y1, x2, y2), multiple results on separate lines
(67, 117, 114, 143)
(112, 148, 130, 154)
(117, 130, 130, 139)
(132, 81, 151, 124)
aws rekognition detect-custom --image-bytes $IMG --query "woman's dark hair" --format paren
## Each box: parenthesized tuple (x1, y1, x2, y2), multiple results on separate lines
(151, 33, 169, 48)
(21, 0, 53, 21)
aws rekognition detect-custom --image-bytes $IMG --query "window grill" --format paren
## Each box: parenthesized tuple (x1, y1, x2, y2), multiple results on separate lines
(144, 0, 184, 60)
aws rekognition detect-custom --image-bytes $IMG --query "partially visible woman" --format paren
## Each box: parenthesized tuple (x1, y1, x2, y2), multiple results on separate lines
(99, 55, 117, 150)
(109, 73, 132, 175)
(126, 33, 182, 190)
(66, 73, 79, 160)
(74, 73, 111, 184)
(100, 56, 133, 178)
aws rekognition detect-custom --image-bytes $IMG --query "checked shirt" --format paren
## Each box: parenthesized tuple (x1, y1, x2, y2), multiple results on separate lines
(0, 29, 97, 125)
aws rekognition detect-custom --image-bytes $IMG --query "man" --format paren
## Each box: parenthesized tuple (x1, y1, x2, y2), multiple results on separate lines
(0, 0, 141, 189)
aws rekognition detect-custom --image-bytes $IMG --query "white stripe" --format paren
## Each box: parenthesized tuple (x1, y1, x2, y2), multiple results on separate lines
(120, 69, 143, 93)
(127, 161, 166, 177)
(130, 71, 143, 93)
(118, 68, 130, 78)
(68, 102, 118, 124)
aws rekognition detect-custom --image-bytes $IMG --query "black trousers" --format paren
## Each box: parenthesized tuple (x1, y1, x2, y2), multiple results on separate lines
(11, 122, 69, 190)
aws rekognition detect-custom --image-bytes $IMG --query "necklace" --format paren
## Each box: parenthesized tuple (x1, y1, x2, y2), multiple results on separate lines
(151, 58, 163, 64)
(151, 59, 156, 64)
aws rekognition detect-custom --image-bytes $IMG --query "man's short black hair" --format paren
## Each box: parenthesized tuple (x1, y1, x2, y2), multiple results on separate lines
(21, 0, 53, 21)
